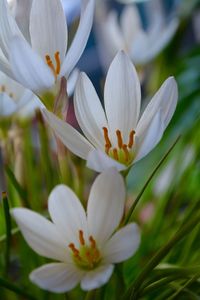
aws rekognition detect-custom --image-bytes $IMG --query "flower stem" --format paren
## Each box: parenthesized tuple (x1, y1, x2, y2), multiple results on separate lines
(2, 191, 11, 276)
(0, 277, 36, 300)
(123, 211, 200, 299)
(124, 136, 180, 225)
(85, 290, 96, 300)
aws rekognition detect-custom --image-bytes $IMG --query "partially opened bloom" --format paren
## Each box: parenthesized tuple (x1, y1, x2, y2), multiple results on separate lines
(0, 70, 42, 117)
(12, 169, 140, 292)
(43, 51, 178, 172)
(96, 4, 178, 69)
(0, 0, 94, 112)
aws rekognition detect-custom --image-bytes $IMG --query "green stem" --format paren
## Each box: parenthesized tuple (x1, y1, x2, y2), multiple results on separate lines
(0, 277, 36, 300)
(2, 192, 12, 276)
(85, 290, 96, 300)
(123, 211, 200, 299)
(124, 136, 180, 225)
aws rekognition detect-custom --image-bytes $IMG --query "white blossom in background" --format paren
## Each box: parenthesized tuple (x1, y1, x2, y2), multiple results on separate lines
(0, 0, 94, 112)
(96, 2, 179, 70)
(0, 70, 42, 117)
(43, 51, 178, 173)
(12, 169, 140, 292)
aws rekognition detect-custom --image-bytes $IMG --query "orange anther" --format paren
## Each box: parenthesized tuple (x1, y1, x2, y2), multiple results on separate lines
(122, 144, 129, 162)
(103, 127, 112, 150)
(79, 230, 85, 246)
(113, 148, 119, 161)
(55, 51, 61, 75)
(128, 130, 135, 148)
(116, 130, 123, 149)
(45, 54, 57, 78)
(68, 243, 79, 256)
(89, 236, 96, 249)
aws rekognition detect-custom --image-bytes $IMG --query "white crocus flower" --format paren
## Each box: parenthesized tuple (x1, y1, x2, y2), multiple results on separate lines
(97, 4, 178, 69)
(43, 51, 178, 173)
(0, 0, 94, 111)
(12, 169, 140, 292)
(0, 70, 42, 117)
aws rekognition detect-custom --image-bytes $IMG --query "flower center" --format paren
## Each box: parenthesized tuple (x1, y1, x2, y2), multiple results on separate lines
(103, 127, 136, 165)
(45, 51, 61, 80)
(68, 230, 101, 270)
(0, 85, 14, 98)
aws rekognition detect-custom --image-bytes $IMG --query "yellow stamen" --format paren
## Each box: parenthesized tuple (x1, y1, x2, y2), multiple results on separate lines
(68, 243, 81, 260)
(103, 127, 112, 151)
(116, 130, 123, 149)
(113, 148, 119, 161)
(55, 51, 61, 75)
(79, 230, 85, 246)
(45, 54, 56, 78)
(122, 144, 129, 162)
(128, 130, 135, 148)
(89, 236, 96, 249)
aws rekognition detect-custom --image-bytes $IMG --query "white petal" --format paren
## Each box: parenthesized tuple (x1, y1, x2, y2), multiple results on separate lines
(120, 6, 142, 50)
(0, 52, 15, 80)
(13, 0, 33, 41)
(9, 36, 55, 92)
(48, 185, 88, 246)
(103, 223, 140, 263)
(81, 264, 114, 291)
(67, 68, 79, 97)
(87, 169, 125, 244)
(136, 77, 178, 134)
(60, 0, 95, 76)
(104, 51, 141, 144)
(42, 109, 94, 160)
(0, 0, 24, 59)
(0, 93, 17, 116)
(30, 263, 84, 293)
(11, 208, 68, 262)
(30, 0, 68, 63)
(135, 111, 165, 162)
(87, 149, 126, 173)
(74, 73, 108, 150)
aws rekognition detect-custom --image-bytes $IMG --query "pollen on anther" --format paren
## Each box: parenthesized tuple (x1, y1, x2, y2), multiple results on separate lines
(113, 148, 119, 161)
(79, 230, 85, 246)
(69, 243, 79, 256)
(128, 130, 135, 148)
(103, 127, 112, 149)
(55, 51, 61, 75)
(89, 236, 96, 249)
(116, 130, 123, 149)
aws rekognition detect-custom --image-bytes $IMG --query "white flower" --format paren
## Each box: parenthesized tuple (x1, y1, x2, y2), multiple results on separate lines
(0, 0, 94, 110)
(43, 51, 178, 172)
(96, 4, 178, 69)
(0, 70, 42, 117)
(12, 169, 140, 292)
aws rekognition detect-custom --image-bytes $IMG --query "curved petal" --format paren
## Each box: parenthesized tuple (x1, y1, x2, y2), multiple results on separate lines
(0, 0, 24, 59)
(87, 149, 126, 173)
(11, 208, 68, 262)
(13, 0, 33, 41)
(74, 73, 107, 150)
(87, 169, 125, 245)
(0, 93, 17, 116)
(9, 36, 55, 92)
(30, 263, 84, 293)
(60, 0, 95, 77)
(42, 109, 94, 160)
(48, 185, 88, 246)
(103, 223, 140, 263)
(67, 68, 79, 97)
(0, 52, 15, 80)
(136, 77, 178, 134)
(104, 51, 141, 145)
(135, 111, 165, 162)
(30, 0, 68, 63)
(81, 264, 114, 291)
(120, 5, 141, 50)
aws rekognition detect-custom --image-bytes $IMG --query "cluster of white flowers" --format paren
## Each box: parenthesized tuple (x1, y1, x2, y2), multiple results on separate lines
(0, 0, 178, 293)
